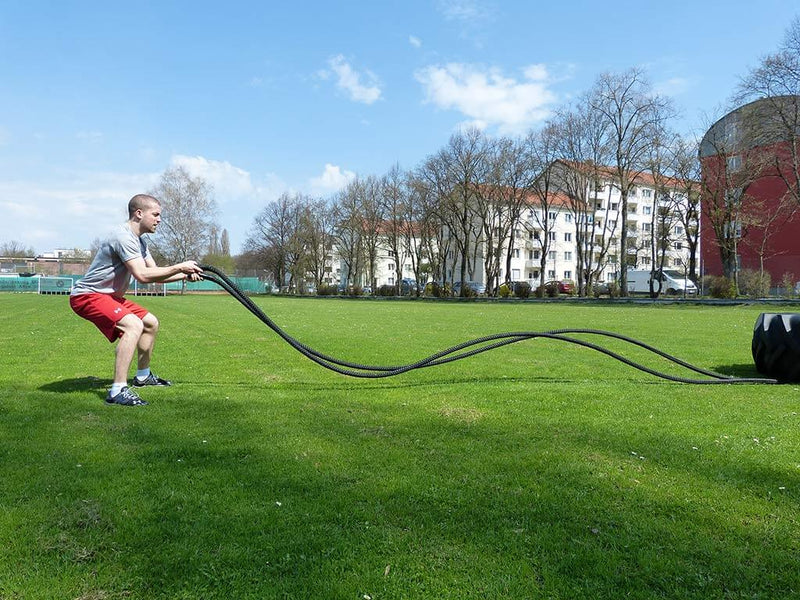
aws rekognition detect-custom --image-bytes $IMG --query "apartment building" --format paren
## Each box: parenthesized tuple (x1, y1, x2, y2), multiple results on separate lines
(333, 162, 697, 295)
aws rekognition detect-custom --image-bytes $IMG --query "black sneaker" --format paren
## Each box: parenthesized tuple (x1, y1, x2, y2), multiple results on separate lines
(106, 386, 148, 406)
(132, 373, 172, 387)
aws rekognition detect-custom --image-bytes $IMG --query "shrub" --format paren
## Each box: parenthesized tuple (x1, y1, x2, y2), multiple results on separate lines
(513, 281, 531, 299)
(458, 284, 476, 298)
(542, 282, 559, 298)
(705, 275, 736, 299)
(425, 282, 449, 298)
(780, 272, 796, 298)
(497, 283, 512, 298)
(316, 284, 338, 296)
(738, 269, 771, 298)
(377, 284, 395, 296)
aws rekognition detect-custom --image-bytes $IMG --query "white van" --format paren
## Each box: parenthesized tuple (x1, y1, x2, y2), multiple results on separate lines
(627, 269, 697, 296)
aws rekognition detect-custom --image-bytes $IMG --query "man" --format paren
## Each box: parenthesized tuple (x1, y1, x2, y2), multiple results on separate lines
(70, 194, 203, 406)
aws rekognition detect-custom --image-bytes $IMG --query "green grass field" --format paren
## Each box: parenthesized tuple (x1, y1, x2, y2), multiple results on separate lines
(1, 293, 798, 599)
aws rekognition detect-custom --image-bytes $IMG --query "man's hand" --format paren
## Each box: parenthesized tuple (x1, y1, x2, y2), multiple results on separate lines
(179, 261, 203, 282)
(179, 260, 203, 274)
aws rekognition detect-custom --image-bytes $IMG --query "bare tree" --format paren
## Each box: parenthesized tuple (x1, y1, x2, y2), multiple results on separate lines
(643, 133, 685, 297)
(670, 135, 702, 281)
(590, 68, 675, 294)
(332, 180, 365, 290)
(406, 172, 445, 292)
(735, 17, 800, 206)
(420, 128, 490, 296)
(551, 99, 615, 296)
(301, 198, 337, 290)
(380, 164, 412, 294)
(526, 124, 566, 292)
(245, 192, 304, 292)
(698, 116, 763, 287)
(0, 240, 35, 257)
(149, 166, 218, 268)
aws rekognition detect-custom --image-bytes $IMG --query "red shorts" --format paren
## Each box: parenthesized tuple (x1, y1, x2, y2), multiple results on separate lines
(70, 293, 150, 342)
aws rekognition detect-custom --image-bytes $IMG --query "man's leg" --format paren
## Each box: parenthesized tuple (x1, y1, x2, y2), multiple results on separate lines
(114, 314, 144, 384)
(136, 312, 160, 370)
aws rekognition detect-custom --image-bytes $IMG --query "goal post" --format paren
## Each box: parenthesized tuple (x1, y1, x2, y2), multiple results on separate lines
(132, 279, 167, 296)
(37, 276, 74, 295)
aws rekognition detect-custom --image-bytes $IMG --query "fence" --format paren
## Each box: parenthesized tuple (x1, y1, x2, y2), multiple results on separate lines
(0, 275, 75, 294)
(0, 274, 266, 295)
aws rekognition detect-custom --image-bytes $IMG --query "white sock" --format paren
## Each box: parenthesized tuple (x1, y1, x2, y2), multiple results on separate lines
(136, 368, 151, 381)
(110, 382, 126, 396)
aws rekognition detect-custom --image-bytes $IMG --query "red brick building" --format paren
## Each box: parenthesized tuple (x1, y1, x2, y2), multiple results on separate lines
(699, 96, 800, 285)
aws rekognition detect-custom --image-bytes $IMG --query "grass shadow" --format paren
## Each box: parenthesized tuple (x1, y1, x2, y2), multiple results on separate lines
(38, 376, 111, 398)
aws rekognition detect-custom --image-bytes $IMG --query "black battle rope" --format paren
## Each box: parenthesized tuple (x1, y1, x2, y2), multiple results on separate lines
(197, 265, 778, 384)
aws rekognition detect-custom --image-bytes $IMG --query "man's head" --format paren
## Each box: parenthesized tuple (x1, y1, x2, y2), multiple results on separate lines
(128, 194, 162, 234)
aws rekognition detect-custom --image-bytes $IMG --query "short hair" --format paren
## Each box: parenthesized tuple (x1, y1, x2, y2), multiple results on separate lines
(128, 194, 160, 218)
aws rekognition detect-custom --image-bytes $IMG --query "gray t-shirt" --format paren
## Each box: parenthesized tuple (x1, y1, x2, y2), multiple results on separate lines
(72, 224, 151, 296)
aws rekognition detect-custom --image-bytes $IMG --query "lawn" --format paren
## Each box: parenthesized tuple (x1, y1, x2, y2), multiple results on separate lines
(0, 293, 798, 599)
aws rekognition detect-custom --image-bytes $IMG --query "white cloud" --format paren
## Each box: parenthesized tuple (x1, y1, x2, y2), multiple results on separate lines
(409, 35, 422, 48)
(169, 155, 288, 251)
(0, 171, 158, 251)
(171, 155, 255, 199)
(309, 163, 356, 195)
(415, 62, 557, 134)
(76, 131, 104, 142)
(437, 0, 492, 23)
(655, 76, 690, 97)
(325, 55, 382, 104)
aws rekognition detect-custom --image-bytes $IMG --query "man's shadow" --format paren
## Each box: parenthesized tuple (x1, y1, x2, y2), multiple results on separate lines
(39, 376, 111, 399)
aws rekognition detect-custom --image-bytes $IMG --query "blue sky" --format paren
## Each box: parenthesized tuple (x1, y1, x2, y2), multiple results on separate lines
(1, 0, 797, 255)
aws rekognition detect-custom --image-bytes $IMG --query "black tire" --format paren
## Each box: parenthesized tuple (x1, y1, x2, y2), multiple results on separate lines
(751, 313, 800, 382)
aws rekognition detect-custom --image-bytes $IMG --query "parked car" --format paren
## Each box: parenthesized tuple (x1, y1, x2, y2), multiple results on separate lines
(452, 281, 486, 296)
(400, 278, 421, 295)
(627, 269, 697, 295)
(543, 280, 575, 295)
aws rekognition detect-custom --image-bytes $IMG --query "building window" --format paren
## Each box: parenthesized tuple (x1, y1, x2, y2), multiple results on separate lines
(564, 270, 572, 280)
(512, 269, 521, 280)
(643, 206, 652, 215)
(674, 226, 684, 236)
(548, 251, 557, 260)
(564, 232, 572, 242)
(643, 223, 652, 233)
(513, 249, 520, 258)
(564, 251, 572, 261)
(548, 270, 556, 279)
(727, 155, 742, 172)
(548, 211, 558, 221)
(673, 242, 683, 251)
(388, 263, 395, 271)
(565, 214, 573, 223)
(642, 189, 653, 198)
(548, 232, 557, 241)
(533, 250, 540, 260)
(611, 202, 618, 211)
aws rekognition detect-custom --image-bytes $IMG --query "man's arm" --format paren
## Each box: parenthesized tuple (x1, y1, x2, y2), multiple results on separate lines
(125, 255, 203, 284)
